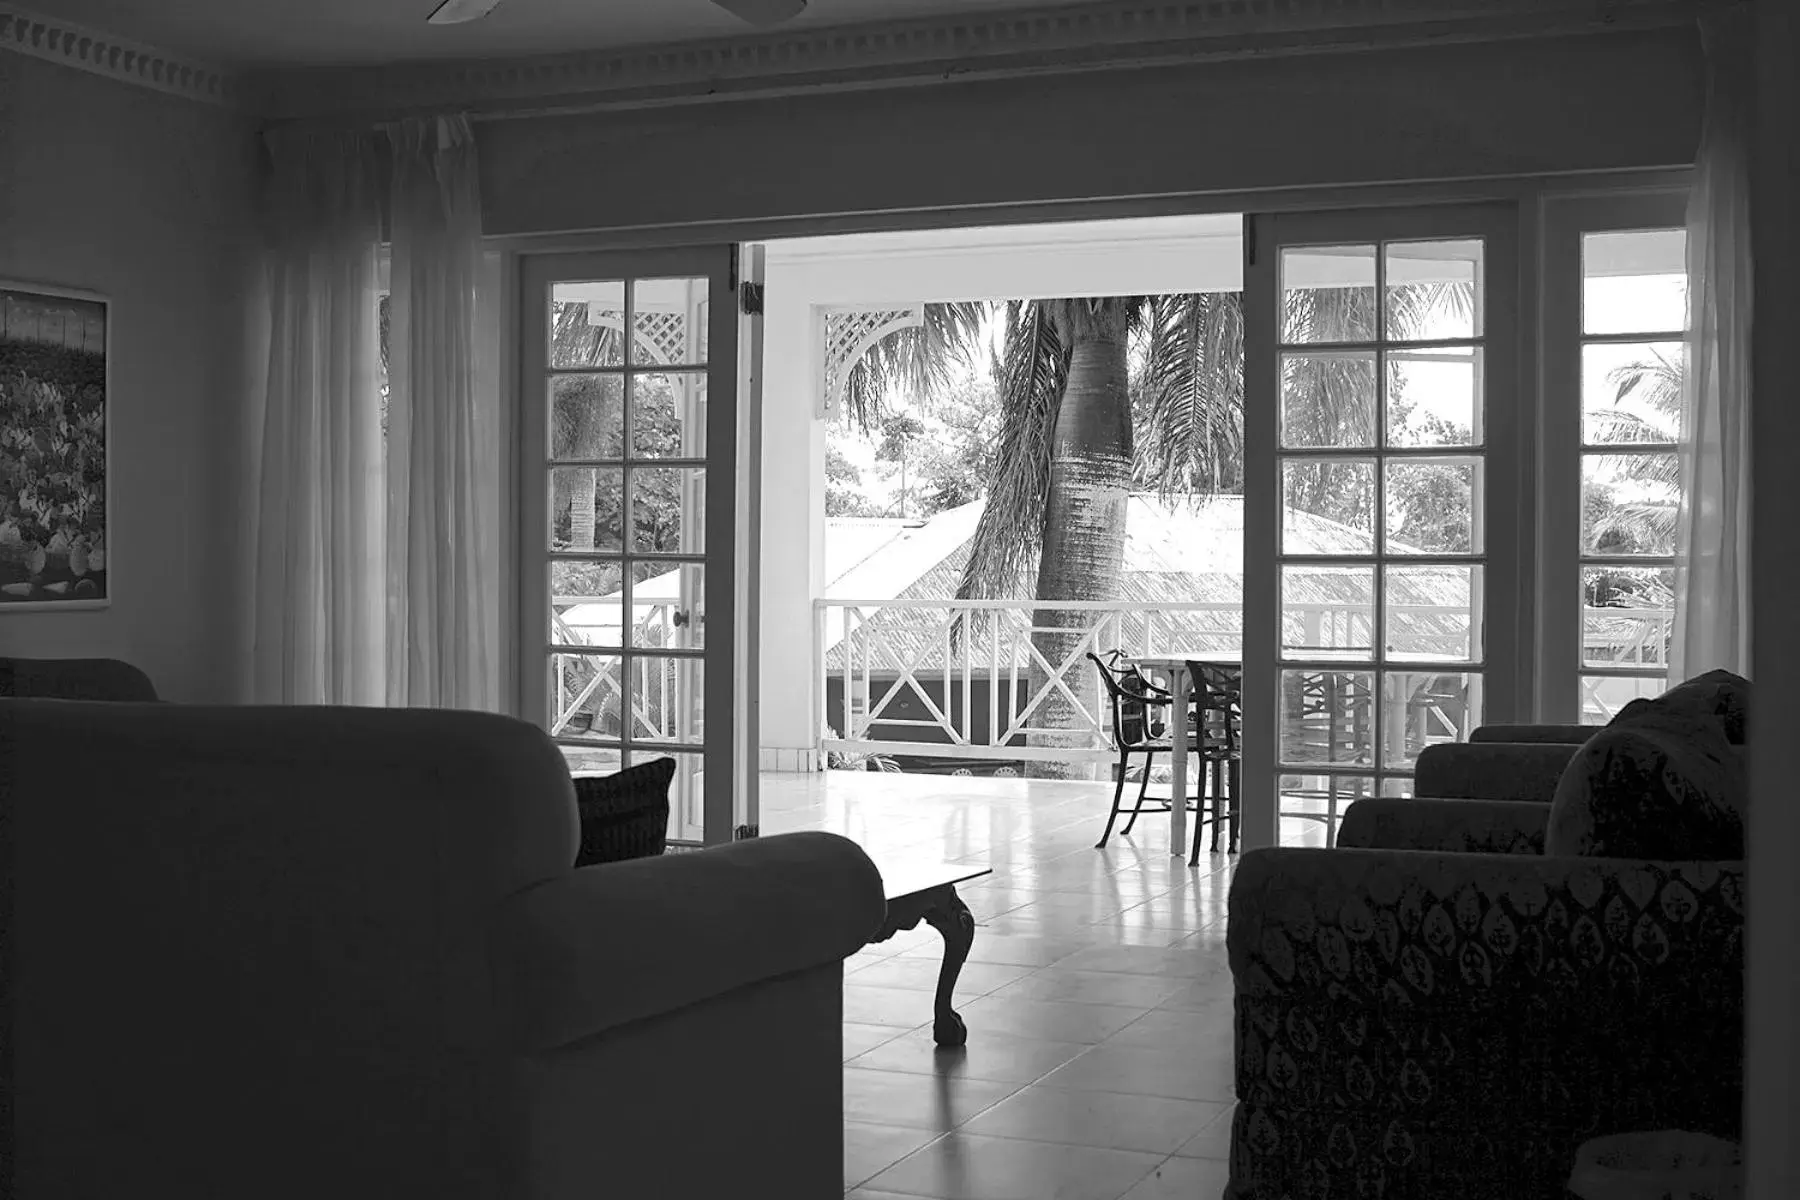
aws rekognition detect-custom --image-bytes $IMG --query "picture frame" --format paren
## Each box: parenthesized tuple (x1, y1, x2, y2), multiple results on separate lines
(0, 281, 110, 610)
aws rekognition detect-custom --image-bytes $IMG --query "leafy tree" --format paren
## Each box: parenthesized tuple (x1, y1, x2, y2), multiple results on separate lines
(911, 371, 1001, 515)
(825, 444, 884, 517)
(874, 413, 927, 518)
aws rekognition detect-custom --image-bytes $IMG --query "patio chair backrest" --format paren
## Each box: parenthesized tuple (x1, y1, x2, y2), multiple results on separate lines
(1087, 651, 1167, 749)
(1186, 660, 1242, 756)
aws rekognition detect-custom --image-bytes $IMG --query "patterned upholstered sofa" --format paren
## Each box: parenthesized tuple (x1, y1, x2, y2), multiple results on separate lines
(1224, 671, 1748, 1199)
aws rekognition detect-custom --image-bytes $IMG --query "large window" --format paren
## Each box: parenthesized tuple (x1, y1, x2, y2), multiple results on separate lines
(1575, 227, 1687, 719)
(1539, 192, 1690, 724)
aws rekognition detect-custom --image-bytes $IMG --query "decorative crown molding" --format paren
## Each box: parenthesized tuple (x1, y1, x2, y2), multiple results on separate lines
(0, 0, 1704, 119)
(256, 0, 1704, 122)
(0, 4, 241, 108)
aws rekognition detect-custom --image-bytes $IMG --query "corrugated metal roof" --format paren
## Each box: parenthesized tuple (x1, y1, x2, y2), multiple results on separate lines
(822, 495, 1473, 671)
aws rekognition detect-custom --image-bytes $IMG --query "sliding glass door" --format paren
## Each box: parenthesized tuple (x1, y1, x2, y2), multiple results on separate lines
(1240, 205, 1522, 850)
(518, 247, 750, 846)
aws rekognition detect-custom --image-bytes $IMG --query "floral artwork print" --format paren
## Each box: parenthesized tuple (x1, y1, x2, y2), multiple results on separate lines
(0, 284, 108, 607)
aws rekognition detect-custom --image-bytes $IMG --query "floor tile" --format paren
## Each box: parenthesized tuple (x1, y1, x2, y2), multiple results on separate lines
(1116, 1154, 1231, 1200)
(897, 933, 1093, 968)
(850, 956, 1037, 998)
(848, 1028, 1091, 1085)
(862, 1131, 1167, 1200)
(953, 995, 1151, 1045)
(1172, 1106, 1234, 1160)
(846, 984, 940, 1030)
(1102, 1006, 1233, 1050)
(1049, 944, 1220, 979)
(987, 968, 1192, 1009)
(846, 1021, 912, 1061)
(842, 1066, 1024, 1132)
(1038, 1043, 1236, 1103)
(1153, 977, 1234, 1014)
(960, 1085, 1230, 1156)
(845, 1122, 945, 1189)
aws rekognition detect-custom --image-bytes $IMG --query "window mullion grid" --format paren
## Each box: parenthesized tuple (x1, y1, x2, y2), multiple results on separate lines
(621, 281, 637, 738)
(1372, 241, 1388, 787)
(1577, 297, 1679, 691)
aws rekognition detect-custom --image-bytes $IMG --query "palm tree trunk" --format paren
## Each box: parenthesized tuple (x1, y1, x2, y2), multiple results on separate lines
(1027, 303, 1133, 779)
(570, 471, 597, 550)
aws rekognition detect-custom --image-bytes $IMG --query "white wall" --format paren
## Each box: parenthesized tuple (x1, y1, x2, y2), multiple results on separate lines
(479, 29, 1701, 236)
(1748, 0, 1800, 1189)
(0, 55, 259, 702)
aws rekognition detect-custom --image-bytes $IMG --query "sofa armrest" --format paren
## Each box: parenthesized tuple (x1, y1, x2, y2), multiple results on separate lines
(1413, 740, 1580, 801)
(1227, 847, 1744, 1197)
(1470, 723, 1597, 744)
(0, 655, 159, 701)
(482, 831, 886, 1053)
(1336, 797, 1549, 854)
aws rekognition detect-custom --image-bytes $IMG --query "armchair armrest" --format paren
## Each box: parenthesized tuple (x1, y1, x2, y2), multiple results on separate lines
(1413, 740, 1580, 801)
(482, 831, 885, 1053)
(1471, 723, 1597, 744)
(1336, 797, 1549, 854)
(1227, 847, 1743, 1198)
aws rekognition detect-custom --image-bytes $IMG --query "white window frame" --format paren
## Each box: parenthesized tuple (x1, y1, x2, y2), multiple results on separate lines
(1537, 190, 1690, 722)
(1241, 202, 1523, 851)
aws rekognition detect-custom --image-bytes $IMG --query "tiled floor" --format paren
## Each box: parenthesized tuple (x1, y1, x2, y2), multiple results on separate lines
(758, 771, 1319, 1200)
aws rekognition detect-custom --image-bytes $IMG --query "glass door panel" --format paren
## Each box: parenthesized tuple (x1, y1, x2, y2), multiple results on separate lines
(522, 251, 738, 846)
(1242, 205, 1519, 851)
(1539, 194, 1688, 721)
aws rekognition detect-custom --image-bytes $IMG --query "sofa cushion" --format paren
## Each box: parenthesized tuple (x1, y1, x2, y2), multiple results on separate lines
(572, 757, 676, 866)
(1611, 668, 1750, 744)
(1545, 714, 1746, 859)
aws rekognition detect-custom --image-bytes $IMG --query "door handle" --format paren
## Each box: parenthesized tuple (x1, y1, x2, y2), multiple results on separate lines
(673, 608, 691, 628)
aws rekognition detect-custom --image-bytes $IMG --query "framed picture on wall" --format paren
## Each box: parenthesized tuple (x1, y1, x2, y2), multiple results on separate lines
(0, 281, 110, 609)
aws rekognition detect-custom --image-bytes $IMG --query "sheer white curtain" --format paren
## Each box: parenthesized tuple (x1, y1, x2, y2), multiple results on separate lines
(1671, 7, 1754, 681)
(383, 115, 501, 711)
(248, 127, 387, 705)
(248, 116, 500, 709)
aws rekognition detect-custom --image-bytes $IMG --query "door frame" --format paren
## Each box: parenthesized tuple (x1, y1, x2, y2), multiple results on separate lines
(1240, 202, 1524, 852)
(487, 169, 1689, 850)
(517, 245, 740, 846)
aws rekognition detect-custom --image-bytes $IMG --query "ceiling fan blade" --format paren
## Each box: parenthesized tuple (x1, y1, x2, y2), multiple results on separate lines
(712, 0, 809, 27)
(428, 0, 506, 24)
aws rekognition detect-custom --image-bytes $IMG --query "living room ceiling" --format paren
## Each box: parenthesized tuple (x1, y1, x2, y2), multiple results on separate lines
(35, 0, 1098, 68)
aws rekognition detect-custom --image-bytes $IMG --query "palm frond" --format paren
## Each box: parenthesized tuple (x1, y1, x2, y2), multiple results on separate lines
(1586, 408, 1680, 446)
(838, 300, 989, 431)
(1588, 500, 1679, 552)
(956, 300, 1067, 599)
(1605, 350, 1685, 422)
(1133, 293, 1245, 498)
(1386, 280, 1477, 341)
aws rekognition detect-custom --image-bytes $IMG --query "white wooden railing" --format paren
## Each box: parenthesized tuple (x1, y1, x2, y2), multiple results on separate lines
(814, 597, 1676, 766)
(549, 600, 691, 742)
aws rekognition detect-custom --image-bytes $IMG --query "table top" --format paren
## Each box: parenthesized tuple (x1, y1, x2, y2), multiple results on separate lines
(873, 858, 993, 902)
(1126, 654, 1241, 671)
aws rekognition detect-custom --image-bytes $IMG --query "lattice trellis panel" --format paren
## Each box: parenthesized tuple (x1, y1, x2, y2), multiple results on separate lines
(819, 305, 925, 417)
(584, 304, 696, 366)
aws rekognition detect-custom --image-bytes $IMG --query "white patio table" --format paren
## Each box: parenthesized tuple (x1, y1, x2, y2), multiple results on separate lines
(1123, 654, 1240, 860)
